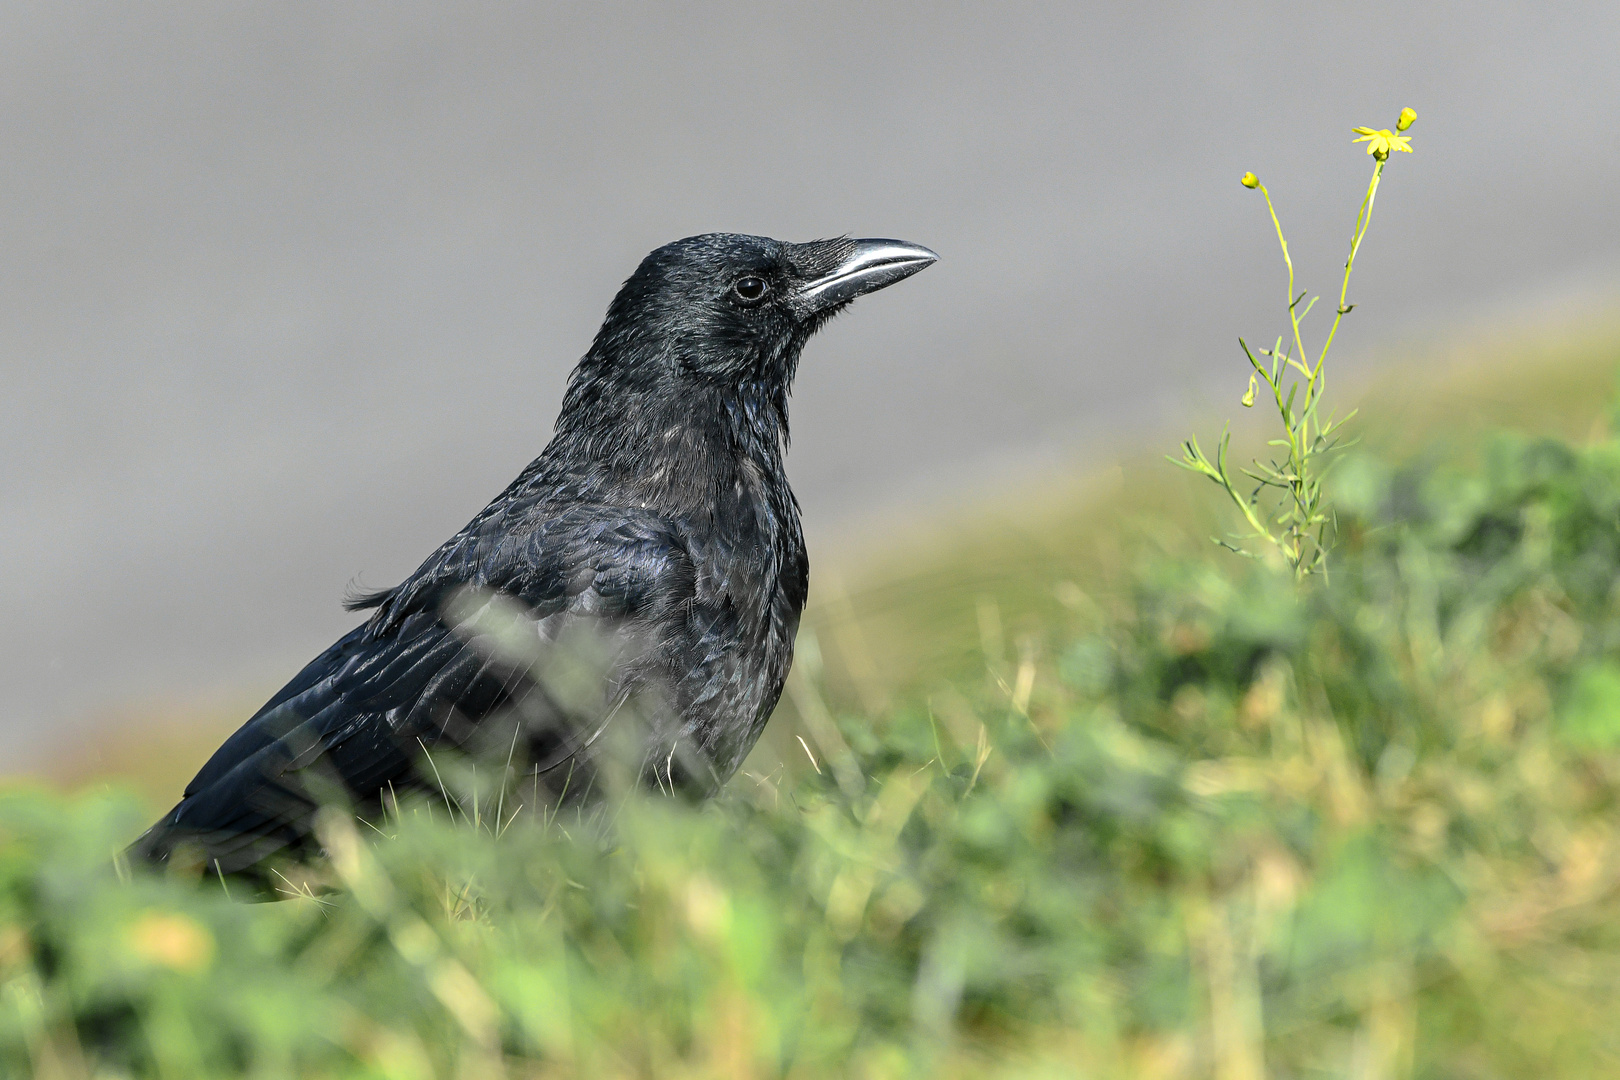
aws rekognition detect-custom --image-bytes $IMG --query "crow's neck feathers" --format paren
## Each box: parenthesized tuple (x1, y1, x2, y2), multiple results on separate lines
(547, 311, 806, 519)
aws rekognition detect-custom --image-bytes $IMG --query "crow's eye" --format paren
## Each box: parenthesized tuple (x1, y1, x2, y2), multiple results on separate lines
(732, 276, 769, 303)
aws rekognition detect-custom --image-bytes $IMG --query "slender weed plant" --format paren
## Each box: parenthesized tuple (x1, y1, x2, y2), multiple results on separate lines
(1177, 107, 1417, 579)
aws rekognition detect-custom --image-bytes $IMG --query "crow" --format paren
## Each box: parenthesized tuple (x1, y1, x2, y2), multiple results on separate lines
(131, 233, 937, 876)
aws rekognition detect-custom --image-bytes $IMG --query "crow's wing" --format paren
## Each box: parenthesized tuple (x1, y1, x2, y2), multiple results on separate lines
(132, 505, 696, 874)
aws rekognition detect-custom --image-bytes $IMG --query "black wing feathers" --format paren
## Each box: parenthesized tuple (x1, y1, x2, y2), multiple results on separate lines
(134, 504, 696, 872)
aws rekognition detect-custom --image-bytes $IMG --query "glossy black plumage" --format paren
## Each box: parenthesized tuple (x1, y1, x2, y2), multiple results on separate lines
(132, 233, 936, 875)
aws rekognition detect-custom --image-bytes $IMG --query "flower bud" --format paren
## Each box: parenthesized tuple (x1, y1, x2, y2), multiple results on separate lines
(1396, 107, 1416, 132)
(1242, 374, 1257, 407)
(1240, 172, 1259, 189)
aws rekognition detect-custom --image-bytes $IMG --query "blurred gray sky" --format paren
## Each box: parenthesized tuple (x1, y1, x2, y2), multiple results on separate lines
(4, 2, 1619, 765)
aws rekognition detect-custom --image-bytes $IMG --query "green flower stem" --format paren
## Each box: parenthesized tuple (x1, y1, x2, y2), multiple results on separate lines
(1180, 429, 1279, 549)
(1174, 114, 1408, 583)
(1319, 158, 1386, 381)
(1255, 183, 1313, 391)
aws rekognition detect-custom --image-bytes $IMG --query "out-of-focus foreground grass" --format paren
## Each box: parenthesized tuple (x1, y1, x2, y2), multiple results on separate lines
(7, 316, 1620, 1077)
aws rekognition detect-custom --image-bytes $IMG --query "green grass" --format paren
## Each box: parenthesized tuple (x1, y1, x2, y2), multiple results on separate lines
(7, 315, 1620, 1078)
(770, 309, 1620, 738)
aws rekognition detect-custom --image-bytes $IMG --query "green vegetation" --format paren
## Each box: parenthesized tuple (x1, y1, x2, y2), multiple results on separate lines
(7, 326, 1620, 1075)
(1179, 107, 1416, 579)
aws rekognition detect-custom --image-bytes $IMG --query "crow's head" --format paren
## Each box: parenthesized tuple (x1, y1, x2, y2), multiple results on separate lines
(573, 234, 936, 404)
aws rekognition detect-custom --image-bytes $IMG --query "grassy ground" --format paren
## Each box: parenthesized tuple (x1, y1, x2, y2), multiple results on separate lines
(7, 310, 1620, 1077)
(761, 308, 1620, 762)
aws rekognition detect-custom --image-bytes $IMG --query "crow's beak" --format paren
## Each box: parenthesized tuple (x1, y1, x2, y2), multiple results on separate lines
(796, 239, 938, 311)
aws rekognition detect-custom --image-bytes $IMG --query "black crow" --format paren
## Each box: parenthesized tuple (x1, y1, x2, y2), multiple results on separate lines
(132, 233, 937, 875)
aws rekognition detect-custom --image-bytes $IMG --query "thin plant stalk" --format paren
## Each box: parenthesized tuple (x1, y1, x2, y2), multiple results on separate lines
(1175, 109, 1414, 581)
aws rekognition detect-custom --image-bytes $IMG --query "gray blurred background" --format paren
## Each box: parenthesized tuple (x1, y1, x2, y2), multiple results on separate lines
(4, 2, 1618, 767)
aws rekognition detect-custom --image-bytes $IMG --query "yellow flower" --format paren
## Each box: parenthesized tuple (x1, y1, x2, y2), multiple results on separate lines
(1352, 127, 1413, 160)
(1396, 107, 1417, 132)
(128, 911, 215, 974)
(1242, 374, 1257, 407)
(1240, 171, 1259, 189)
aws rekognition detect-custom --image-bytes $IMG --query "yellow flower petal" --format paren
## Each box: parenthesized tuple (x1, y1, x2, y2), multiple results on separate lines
(1352, 122, 1414, 159)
